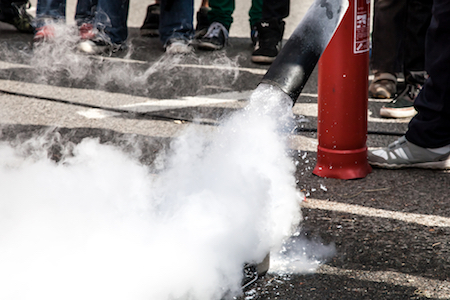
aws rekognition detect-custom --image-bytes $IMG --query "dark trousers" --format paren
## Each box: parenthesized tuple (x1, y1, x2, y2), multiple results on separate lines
(208, 0, 289, 31)
(370, 0, 432, 77)
(262, 0, 289, 21)
(406, 0, 450, 148)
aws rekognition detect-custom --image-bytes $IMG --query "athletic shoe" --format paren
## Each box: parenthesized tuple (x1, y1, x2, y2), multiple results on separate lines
(197, 22, 228, 50)
(0, 1, 34, 33)
(194, 6, 210, 39)
(140, 3, 160, 37)
(251, 19, 284, 64)
(369, 72, 397, 99)
(77, 37, 122, 55)
(368, 136, 450, 169)
(379, 83, 422, 118)
(79, 23, 96, 40)
(164, 38, 193, 54)
(33, 25, 55, 43)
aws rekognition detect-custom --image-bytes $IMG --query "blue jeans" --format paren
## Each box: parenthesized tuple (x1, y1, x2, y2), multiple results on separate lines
(159, 0, 194, 46)
(35, 0, 129, 44)
(35, 0, 66, 26)
(76, 0, 129, 44)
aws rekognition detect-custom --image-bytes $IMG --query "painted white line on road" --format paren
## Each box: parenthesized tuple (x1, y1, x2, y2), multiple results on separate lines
(0, 61, 31, 69)
(318, 265, 450, 299)
(94, 56, 268, 75)
(121, 96, 238, 112)
(77, 109, 121, 119)
(302, 199, 450, 227)
(293, 102, 411, 123)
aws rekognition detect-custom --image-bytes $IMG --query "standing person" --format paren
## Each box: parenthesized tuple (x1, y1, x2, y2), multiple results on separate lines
(368, 0, 450, 169)
(140, 0, 209, 39)
(196, 0, 289, 64)
(76, 0, 129, 54)
(369, 0, 432, 118)
(140, 0, 160, 37)
(251, 0, 289, 63)
(0, 0, 34, 33)
(33, 0, 129, 55)
(158, 0, 194, 53)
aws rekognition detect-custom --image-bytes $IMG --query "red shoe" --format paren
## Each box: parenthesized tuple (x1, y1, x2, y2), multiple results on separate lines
(79, 23, 96, 40)
(33, 25, 55, 43)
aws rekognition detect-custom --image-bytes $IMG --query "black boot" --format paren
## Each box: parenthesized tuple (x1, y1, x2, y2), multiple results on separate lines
(0, 0, 34, 33)
(140, 3, 160, 37)
(251, 18, 284, 64)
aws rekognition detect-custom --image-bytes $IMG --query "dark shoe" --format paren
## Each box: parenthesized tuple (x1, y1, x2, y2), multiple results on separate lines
(251, 19, 285, 64)
(140, 3, 159, 37)
(194, 6, 211, 39)
(368, 72, 397, 99)
(0, 1, 34, 33)
(197, 22, 228, 50)
(379, 82, 422, 118)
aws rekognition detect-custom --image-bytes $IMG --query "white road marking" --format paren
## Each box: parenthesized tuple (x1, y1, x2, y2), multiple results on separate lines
(318, 265, 450, 299)
(93, 56, 268, 75)
(0, 61, 32, 69)
(302, 199, 450, 227)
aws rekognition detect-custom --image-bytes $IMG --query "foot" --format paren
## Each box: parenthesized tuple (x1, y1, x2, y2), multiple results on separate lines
(368, 136, 450, 169)
(33, 25, 55, 43)
(0, 1, 34, 33)
(79, 23, 96, 40)
(369, 73, 397, 99)
(251, 19, 284, 64)
(379, 82, 422, 118)
(77, 37, 123, 55)
(164, 38, 193, 54)
(197, 22, 228, 50)
(194, 6, 211, 39)
(140, 3, 160, 37)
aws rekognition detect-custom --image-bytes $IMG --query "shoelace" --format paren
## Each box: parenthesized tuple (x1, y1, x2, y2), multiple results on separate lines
(204, 22, 228, 40)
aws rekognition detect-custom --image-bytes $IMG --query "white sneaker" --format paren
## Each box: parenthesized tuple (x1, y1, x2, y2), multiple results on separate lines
(368, 136, 450, 169)
(164, 39, 193, 54)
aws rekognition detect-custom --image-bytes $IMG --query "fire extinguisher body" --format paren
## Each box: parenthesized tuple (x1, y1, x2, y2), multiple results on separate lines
(313, 0, 372, 179)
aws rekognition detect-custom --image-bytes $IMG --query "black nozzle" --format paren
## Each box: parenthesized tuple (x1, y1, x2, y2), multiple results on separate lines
(261, 0, 348, 102)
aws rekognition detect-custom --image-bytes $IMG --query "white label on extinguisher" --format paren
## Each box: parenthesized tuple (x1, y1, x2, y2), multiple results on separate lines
(354, 0, 370, 54)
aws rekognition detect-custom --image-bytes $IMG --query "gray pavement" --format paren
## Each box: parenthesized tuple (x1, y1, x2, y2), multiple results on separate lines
(0, 1, 450, 300)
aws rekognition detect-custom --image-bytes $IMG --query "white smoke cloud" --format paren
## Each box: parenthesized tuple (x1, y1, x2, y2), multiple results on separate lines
(0, 84, 306, 299)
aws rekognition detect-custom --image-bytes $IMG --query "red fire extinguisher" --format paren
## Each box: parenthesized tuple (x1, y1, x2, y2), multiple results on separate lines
(313, 0, 372, 179)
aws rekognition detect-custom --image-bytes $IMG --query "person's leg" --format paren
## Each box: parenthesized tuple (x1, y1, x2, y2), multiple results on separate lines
(194, 0, 210, 38)
(207, 0, 233, 31)
(75, 0, 97, 25)
(403, 0, 432, 82)
(196, 0, 230, 50)
(248, 0, 262, 29)
(159, 0, 194, 48)
(93, 0, 129, 45)
(261, 0, 289, 21)
(251, 0, 289, 64)
(406, 0, 450, 148)
(140, 0, 160, 37)
(369, 0, 407, 99)
(35, 0, 66, 26)
(368, 0, 450, 169)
